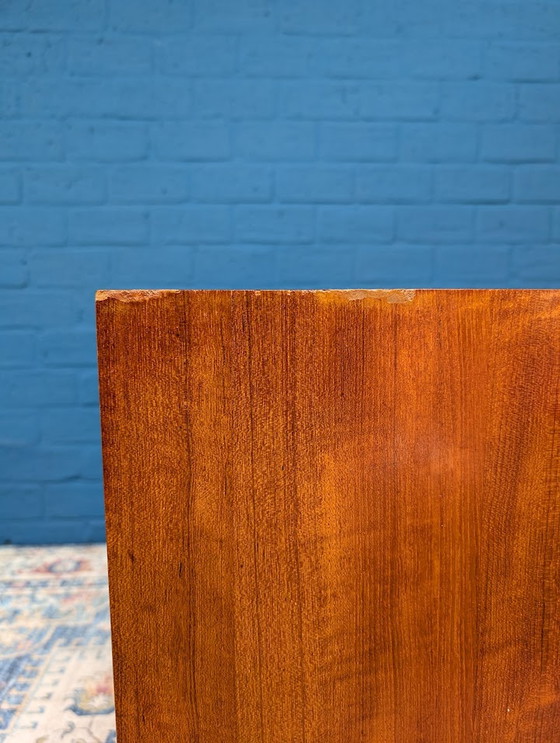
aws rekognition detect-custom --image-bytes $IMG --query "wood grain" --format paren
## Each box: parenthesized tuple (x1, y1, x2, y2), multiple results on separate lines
(96, 289, 560, 742)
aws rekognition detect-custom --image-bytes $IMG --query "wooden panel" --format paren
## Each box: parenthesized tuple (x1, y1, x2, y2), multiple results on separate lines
(96, 289, 560, 742)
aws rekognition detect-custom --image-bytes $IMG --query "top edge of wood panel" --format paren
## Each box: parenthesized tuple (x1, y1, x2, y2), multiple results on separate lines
(96, 288, 560, 305)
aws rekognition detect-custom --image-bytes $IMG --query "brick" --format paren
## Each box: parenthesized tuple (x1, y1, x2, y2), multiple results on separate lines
(62, 291, 99, 323)
(0, 291, 82, 328)
(195, 0, 274, 31)
(435, 167, 510, 204)
(0, 0, 104, 31)
(276, 245, 356, 288)
(321, 123, 397, 162)
(42, 408, 100, 445)
(0, 169, 20, 203)
(23, 79, 191, 119)
(361, 82, 439, 120)
(355, 245, 433, 284)
(397, 206, 473, 244)
(194, 80, 274, 119)
(513, 246, 560, 281)
(1, 445, 84, 483)
(477, 206, 550, 243)
(0, 331, 35, 367)
(69, 209, 148, 246)
(30, 249, 110, 287)
(358, 2, 401, 36)
(278, 0, 360, 35)
(111, 246, 195, 287)
(318, 207, 393, 243)
(79, 370, 100, 406)
(68, 36, 153, 76)
(193, 245, 277, 289)
(367, 0, 443, 39)
(66, 121, 148, 162)
(191, 165, 272, 203)
(3, 0, 560, 541)
(110, 0, 192, 31)
(441, 82, 514, 121)
(79, 445, 103, 481)
(39, 330, 97, 367)
(0, 82, 18, 119)
(25, 166, 106, 204)
(309, 40, 399, 79)
(0, 520, 91, 545)
(85, 520, 106, 542)
(236, 206, 315, 244)
(515, 167, 560, 203)
(518, 84, 560, 121)
(401, 124, 477, 162)
(279, 82, 360, 119)
(0, 487, 43, 520)
(45, 482, 103, 519)
(0, 34, 65, 75)
(158, 35, 236, 75)
(481, 124, 556, 163)
(152, 207, 230, 243)
(441, 2, 560, 42)
(509, 277, 560, 290)
(127, 78, 191, 119)
(239, 37, 312, 77)
(357, 166, 432, 203)
(235, 122, 315, 161)
(0, 412, 39, 446)
(554, 209, 560, 240)
(0, 250, 27, 287)
(434, 245, 511, 285)
(110, 166, 189, 204)
(276, 167, 354, 203)
(0, 370, 77, 407)
(0, 122, 63, 161)
(400, 40, 482, 80)
(0, 208, 65, 245)
(153, 122, 230, 161)
(486, 43, 560, 81)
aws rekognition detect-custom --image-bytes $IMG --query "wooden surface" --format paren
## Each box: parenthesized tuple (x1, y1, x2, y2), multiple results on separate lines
(96, 289, 560, 743)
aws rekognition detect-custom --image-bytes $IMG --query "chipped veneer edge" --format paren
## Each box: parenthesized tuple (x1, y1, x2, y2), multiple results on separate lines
(96, 289, 182, 303)
(337, 289, 416, 303)
(96, 289, 417, 304)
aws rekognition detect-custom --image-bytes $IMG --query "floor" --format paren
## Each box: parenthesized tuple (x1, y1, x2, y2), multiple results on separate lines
(0, 544, 116, 742)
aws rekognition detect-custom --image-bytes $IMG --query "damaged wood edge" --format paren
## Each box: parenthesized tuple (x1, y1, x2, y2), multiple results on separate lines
(96, 289, 417, 304)
(96, 289, 182, 303)
(325, 289, 417, 304)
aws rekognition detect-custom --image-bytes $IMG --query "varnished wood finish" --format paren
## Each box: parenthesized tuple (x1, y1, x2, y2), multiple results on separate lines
(96, 289, 560, 742)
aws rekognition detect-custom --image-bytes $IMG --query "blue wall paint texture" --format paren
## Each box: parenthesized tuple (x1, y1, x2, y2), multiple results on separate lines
(1, 0, 560, 543)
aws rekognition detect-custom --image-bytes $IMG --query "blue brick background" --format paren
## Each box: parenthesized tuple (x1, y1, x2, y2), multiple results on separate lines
(1, 0, 560, 543)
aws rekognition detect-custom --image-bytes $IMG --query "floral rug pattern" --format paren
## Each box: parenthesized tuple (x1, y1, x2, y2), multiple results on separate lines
(0, 545, 116, 742)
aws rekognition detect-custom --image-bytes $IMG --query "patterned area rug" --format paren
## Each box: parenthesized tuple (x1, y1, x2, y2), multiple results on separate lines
(0, 544, 116, 742)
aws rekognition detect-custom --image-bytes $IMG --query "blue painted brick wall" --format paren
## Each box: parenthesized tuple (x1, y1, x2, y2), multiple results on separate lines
(1, 0, 560, 543)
